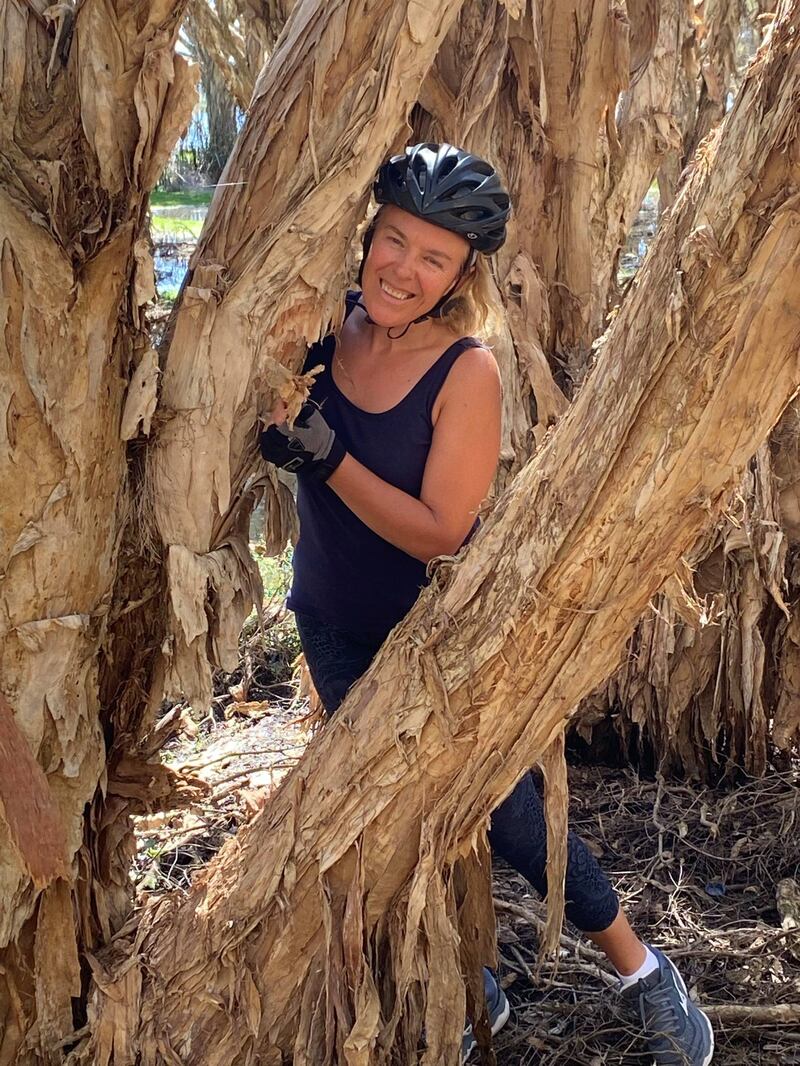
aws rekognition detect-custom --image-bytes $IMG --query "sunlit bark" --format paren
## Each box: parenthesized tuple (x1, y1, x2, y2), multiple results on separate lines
(81, 7, 800, 1059)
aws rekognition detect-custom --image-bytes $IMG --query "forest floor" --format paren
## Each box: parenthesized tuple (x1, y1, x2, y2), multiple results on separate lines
(133, 604, 800, 1066)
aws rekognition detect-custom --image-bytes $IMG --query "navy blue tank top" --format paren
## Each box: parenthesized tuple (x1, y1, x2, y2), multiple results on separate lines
(287, 293, 482, 639)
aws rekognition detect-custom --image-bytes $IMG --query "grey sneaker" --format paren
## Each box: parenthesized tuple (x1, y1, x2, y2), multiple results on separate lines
(622, 946, 714, 1065)
(461, 968, 511, 1062)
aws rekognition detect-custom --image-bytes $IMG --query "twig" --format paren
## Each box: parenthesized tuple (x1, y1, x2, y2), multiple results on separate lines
(703, 1003, 800, 1024)
(181, 743, 305, 773)
(494, 898, 611, 970)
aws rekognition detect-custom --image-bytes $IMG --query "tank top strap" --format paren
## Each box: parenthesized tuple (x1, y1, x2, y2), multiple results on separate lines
(421, 335, 484, 420)
(344, 289, 362, 315)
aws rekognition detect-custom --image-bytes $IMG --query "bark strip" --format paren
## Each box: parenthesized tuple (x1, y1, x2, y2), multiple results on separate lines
(0, 695, 69, 890)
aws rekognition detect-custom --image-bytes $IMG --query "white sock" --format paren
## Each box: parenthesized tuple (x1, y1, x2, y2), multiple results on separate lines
(615, 945, 659, 990)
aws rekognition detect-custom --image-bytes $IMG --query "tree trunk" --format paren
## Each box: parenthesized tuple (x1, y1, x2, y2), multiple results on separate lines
(592, 0, 685, 324)
(0, 0, 197, 1058)
(198, 40, 239, 181)
(686, 0, 743, 160)
(536, 0, 630, 379)
(577, 0, 800, 779)
(81, 5, 800, 1061)
(578, 396, 800, 777)
(187, 0, 258, 111)
(657, 0, 699, 210)
(412, 0, 647, 482)
(186, 0, 293, 113)
(2, 0, 475, 1057)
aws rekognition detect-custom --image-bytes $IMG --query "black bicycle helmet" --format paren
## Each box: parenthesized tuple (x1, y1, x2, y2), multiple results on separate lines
(373, 142, 510, 254)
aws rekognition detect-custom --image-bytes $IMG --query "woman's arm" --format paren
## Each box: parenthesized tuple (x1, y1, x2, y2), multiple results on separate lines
(326, 346, 502, 563)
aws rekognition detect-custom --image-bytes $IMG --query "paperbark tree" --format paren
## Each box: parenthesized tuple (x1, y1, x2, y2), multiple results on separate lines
(3, 0, 799, 1061)
(412, 0, 655, 481)
(575, 0, 800, 777)
(591, 0, 684, 327)
(79, 4, 800, 1062)
(186, 0, 293, 111)
(182, 20, 240, 181)
(686, 0, 742, 160)
(0, 0, 469, 1060)
(0, 0, 197, 1058)
(411, 0, 569, 483)
(177, 0, 798, 785)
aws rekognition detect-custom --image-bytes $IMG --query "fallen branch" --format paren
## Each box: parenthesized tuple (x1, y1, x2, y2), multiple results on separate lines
(703, 1003, 800, 1024)
(493, 898, 610, 969)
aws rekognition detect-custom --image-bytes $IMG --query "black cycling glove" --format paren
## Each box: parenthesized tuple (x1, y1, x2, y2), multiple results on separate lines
(260, 401, 346, 482)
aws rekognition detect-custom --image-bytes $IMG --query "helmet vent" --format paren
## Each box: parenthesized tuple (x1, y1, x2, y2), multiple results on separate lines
(373, 142, 511, 253)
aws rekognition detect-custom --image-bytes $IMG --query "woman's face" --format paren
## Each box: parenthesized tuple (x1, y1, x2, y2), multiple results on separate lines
(360, 205, 471, 328)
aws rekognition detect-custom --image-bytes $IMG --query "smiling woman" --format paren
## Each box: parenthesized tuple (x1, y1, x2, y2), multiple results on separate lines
(258, 142, 714, 1066)
(360, 207, 473, 326)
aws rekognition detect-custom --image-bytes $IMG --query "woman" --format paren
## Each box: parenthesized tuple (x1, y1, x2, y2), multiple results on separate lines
(261, 143, 714, 1066)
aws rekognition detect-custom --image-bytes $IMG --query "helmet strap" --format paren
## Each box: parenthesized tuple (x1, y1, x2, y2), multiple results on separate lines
(416, 247, 477, 322)
(357, 222, 377, 288)
(387, 322, 413, 340)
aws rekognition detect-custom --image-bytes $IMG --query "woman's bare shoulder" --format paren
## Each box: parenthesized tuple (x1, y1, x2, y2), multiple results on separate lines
(431, 342, 501, 425)
(443, 342, 501, 392)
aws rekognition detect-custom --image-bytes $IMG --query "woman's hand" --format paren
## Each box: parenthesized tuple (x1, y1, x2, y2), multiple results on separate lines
(260, 401, 346, 482)
(267, 399, 288, 426)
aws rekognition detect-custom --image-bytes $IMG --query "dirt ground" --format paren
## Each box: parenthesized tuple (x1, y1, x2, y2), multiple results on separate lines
(134, 620, 800, 1065)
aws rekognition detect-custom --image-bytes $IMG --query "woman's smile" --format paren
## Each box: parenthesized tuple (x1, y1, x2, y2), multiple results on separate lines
(379, 278, 416, 301)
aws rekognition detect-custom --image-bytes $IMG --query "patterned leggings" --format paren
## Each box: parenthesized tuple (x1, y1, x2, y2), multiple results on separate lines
(295, 611, 620, 933)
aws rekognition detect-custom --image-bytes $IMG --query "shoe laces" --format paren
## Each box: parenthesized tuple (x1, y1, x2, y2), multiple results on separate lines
(639, 979, 683, 1036)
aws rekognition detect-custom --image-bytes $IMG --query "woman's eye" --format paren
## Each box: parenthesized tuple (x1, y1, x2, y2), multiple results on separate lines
(387, 236, 402, 245)
(425, 258, 444, 269)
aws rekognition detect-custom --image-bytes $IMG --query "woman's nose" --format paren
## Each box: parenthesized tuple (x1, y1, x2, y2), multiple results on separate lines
(393, 251, 415, 279)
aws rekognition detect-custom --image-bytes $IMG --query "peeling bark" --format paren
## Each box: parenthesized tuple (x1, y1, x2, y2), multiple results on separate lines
(592, 0, 684, 324)
(186, 0, 294, 112)
(184, 27, 240, 181)
(413, 1, 568, 484)
(82, 6, 800, 1060)
(537, 0, 630, 377)
(686, 0, 743, 160)
(580, 0, 800, 778)
(0, 0, 196, 1057)
(657, 0, 700, 210)
(581, 403, 800, 777)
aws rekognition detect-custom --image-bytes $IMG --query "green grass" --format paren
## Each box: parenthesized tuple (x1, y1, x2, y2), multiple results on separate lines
(150, 215, 205, 240)
(151, 189, 213, 208)
(254, 545, 293, 602)
(156, 285, 181, 304)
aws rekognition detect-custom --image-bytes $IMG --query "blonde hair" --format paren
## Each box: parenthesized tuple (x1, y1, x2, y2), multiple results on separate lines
(438, 254, 502, 339)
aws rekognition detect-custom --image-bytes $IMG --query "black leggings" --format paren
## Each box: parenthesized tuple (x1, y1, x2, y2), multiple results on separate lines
(295, 611, 619, 933)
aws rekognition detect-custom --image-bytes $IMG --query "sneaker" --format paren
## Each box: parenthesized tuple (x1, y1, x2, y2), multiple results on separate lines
(461, 968, 511, 1062)
(622, 946, 714, 1065)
